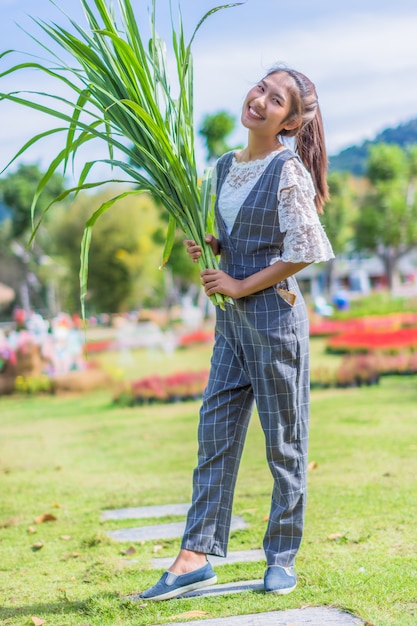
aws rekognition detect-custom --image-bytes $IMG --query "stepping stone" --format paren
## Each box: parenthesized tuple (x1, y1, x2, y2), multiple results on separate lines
(157, 607, 364, 625)
(177, 578, 264, 597)
(126, 579, 263, 603)
(129, 582, 364, 624)
(102, 503, 191, 521)
(106, 515, 247, 542)
(153, 548, 265, 569)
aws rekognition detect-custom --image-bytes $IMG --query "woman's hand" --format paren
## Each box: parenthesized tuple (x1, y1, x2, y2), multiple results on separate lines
(200, 268, 242, 299)
(184, 234, 220, 263)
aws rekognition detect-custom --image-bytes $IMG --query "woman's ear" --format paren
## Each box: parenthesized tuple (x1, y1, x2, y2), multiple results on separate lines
(283, 116, 300, 132)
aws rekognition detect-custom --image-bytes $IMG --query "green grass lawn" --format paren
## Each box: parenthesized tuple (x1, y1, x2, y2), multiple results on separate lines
(0, 363, 416, 625)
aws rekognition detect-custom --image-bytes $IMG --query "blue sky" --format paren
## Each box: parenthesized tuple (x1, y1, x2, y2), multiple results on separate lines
(1, 0, 417, 178)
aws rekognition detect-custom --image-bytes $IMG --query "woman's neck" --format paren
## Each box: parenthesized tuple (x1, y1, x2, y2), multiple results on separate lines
(236, 137, 284, 163)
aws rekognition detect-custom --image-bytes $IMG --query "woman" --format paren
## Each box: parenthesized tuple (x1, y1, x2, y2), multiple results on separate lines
(140, 65, 334, 601)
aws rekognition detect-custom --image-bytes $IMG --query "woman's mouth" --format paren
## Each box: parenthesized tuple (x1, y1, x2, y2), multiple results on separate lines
(248, 105, 264, 120)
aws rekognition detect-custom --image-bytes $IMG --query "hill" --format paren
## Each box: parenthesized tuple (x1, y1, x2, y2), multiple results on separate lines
(329, 118, 417, 175)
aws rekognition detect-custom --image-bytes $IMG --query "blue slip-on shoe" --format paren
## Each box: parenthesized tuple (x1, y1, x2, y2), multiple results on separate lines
(139, 562, 217, 601)
(264, 565, 297, 595)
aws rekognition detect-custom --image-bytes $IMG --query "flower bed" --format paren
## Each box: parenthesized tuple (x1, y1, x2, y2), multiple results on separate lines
(311, 350, 417, 390)
(178, 329, 214, 347)
(114, 370, 209, 406)
(310, 312, 417, 337)
(14, 374, 53, 395)
(85, 339, 113, 354)
(327, 328, 417, 353)
(311, 354, 380, 389)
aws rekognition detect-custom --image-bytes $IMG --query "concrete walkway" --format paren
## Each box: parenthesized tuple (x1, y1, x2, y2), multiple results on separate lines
(102, 503, 190, 521)
(106, 505, 365, 625)
(153, 548, 265, 569)
(127, 579, 364, 624)
(106, 515, 247, 542)
(158, 607, 364, 625)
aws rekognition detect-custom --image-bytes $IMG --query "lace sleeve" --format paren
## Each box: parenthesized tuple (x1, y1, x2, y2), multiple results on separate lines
(278, 158, 334, 263)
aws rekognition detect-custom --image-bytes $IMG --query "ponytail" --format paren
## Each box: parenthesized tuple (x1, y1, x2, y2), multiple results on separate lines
(295, 106, 329, 214)
(266, 65, 330, 213)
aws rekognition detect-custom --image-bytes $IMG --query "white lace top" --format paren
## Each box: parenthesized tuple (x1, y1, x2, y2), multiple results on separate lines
(216, 150, 334, 264)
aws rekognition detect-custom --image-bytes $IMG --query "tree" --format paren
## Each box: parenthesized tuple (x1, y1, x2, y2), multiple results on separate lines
(48, 188, 171, 313)
(198, 110, 240, 163)
(354, 143, 417, 291)
(321, 171, 357, 292)
(0, 163, 65, 238)
(0, 163, 66, 313)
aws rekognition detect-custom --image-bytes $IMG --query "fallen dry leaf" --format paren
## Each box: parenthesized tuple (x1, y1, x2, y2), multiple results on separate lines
(52, 502, 65, 508)
(31, 617, 46, 626)
(121, 546, 136, 556)
(263, 515, 270, 522)
(327, 533, 344, 541)
(61, 552, 83, 561)
(34, 513, 57, 524)
(60, 535, 72, 541)
(308, 461, 318, 470)
(27, 526, 37, 534)
(153, 544, 163, 553)
(31, 542, 44, 551)
(0, 517, 18, 528)
(171, 611, 208, 619)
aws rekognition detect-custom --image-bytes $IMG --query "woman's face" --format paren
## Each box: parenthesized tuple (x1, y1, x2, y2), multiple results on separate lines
(241, 71, 299, 138)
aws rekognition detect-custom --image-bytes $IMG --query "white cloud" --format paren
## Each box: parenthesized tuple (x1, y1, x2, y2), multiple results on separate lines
(192, 11, 417, 155)
(1, 3, 416, 175)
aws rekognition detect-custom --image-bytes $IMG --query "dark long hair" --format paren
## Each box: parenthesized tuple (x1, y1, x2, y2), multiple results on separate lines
(267, 65, 329, 213)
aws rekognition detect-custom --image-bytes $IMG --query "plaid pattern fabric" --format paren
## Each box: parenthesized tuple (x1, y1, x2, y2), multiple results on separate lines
(181, 150, 310, 567)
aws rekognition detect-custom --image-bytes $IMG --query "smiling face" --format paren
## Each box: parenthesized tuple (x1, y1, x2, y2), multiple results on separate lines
(241, 71, 300, 139)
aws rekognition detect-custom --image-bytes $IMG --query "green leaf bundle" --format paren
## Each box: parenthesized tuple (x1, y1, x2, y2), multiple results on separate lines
(1, 0, 242, 311)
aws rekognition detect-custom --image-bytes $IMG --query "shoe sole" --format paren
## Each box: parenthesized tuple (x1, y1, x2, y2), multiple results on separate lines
(145, 575, 218, 601)
(265, 583, 297, 595)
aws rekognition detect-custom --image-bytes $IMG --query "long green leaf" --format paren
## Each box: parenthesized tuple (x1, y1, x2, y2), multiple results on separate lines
(159, 213, 177, 269)
(1, 0, 243, 311)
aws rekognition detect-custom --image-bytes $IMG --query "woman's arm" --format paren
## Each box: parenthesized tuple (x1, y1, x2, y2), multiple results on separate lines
(184, 235, 310, 299)
(200, 260, 311, 300)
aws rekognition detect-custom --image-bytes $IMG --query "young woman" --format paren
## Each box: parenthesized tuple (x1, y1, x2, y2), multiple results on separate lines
(140, 65, 334, 601)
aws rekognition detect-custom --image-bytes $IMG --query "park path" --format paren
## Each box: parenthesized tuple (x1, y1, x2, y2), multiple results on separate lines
(103, 503, 365, 626)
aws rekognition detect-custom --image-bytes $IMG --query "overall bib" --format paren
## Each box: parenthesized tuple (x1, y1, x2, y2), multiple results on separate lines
(181, 150, 310, 567)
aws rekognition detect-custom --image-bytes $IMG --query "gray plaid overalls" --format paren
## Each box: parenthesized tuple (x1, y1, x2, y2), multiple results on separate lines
(181, 149, 310, 567)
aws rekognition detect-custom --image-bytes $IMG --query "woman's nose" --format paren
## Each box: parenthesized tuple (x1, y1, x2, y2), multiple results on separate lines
(254, 94, 266, 107)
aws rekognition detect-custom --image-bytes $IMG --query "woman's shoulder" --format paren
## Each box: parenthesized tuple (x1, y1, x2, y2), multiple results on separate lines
(279, 153, 314, 190)
(216, 151, 235, 166)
